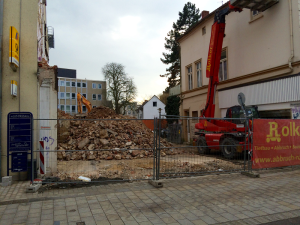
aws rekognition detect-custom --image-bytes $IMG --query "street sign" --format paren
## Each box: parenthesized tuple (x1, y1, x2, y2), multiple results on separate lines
(11, 152, 28, 172)
(7, 112, 33, 173)
(237, 92, 246, 106)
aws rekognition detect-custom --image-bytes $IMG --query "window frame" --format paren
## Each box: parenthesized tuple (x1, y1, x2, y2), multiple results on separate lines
(59, 80, 65, 86)
(153, 102, 157, 107)
(92, 94, 96, 100)
(66, 105, 70, 113)
(82, 83, 86, 88)
(202, 26, 206, 35)
(72, 105, 76, 113)
(71, 81, 76, 87)
(77, 82, 81, 88)
(92, 83, 96, 89)
(82, 106, 87, 113)
(194, 60, 202, 88)
(82, 93, 87, 98)
(72, 93, 76, 100)
(97, 94, 102, 101)
(60, 92, 65, 99)
(219, 48, 228, 82)
(66, 93, 70, 99)
(93, 106, 96, 109)
(98, 84, 102, 89)
(66, 81, 70, 87)
(60, 105, 65, 111)
(187, 65, 193, 90)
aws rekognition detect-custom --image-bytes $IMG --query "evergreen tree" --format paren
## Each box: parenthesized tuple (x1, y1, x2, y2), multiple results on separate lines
(160, 2, 201, 88)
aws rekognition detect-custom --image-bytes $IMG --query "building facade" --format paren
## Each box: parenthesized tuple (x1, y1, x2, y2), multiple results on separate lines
(178, 0, 300, 141)
(1, 0, 57, 178)
(58, 76, 107, 114)
(138, 96, 166, 119)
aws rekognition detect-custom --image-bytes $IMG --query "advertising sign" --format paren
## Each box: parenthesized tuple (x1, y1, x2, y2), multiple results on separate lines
(252, 119, 300, 169)
(9, 26, 19, 67)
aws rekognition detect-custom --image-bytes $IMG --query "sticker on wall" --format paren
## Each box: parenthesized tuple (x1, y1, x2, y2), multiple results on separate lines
(11, 80, 17, 97)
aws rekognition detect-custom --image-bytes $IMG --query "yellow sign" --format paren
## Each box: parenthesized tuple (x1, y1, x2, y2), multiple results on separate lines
(9, 26, 19, 67)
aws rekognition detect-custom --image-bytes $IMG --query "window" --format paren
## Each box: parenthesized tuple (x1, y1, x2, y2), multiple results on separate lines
(153, 102, 157, 107)
(60, 105, 65, 111)
(250, 10, 262, 21)
(187, 66, 193, 90)
(66, 81, 70, 87)
(60, 92, 65, 99)
(196, 61, 202, 87)
(72, 82, 76, 87)
(93, 106, 96, 108)
(98, 84, 102, 89)
(192, 111, 198, 122)
(97, 94, 102, 101)
(66, 105, 70, 112)
(219, 49, 228, 82)
(77, 82, 81, 87)
(92, 94, 96, 100)
(82, 106, 86, 113)
(66, 93, 70, 99)
(72, 106, 76, 113)
(252, 10, 259, 17)
(72, 93, 76, 99)
(92, 83, 96, 89)
(82, 93, 87, 98)
(82, 83, 86, 88)
(202, 26, 206, 35)
(59, 80, 65, 86)
(128, 111, 131, 115)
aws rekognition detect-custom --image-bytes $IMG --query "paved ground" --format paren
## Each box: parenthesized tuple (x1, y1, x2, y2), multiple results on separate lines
(0, 168, 300, 225)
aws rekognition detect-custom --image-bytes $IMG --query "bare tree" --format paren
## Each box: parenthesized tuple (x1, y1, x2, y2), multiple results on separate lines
(102, 62, 137, 114)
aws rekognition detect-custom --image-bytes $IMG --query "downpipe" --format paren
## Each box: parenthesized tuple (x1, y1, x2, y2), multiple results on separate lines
(288, 0, 294, 74)
(0, 0, 3, 177)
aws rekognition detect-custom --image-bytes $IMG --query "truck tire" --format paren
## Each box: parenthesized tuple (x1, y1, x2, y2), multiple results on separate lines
(197, 136, 210, 155)
(220, 137, 238, 159)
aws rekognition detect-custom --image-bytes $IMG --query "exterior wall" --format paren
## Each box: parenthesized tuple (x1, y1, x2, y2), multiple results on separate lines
(58, 78, 106, 114)
(143, 96, 166, 119)
(1, 0, 39, 178)
(178, 0, 300, 140)
(37, 68, 58, 175)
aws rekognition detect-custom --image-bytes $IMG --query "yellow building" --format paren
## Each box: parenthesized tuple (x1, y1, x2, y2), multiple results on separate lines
(0, 0, 55, 179)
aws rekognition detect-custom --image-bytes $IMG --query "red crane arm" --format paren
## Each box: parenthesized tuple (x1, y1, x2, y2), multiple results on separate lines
(201, 3, 242, 118)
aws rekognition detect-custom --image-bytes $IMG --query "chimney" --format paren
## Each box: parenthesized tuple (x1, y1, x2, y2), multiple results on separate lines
(201, 11, 209, 19)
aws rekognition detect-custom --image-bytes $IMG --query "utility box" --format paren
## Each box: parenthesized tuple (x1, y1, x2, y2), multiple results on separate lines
(230, 0, 279, 12)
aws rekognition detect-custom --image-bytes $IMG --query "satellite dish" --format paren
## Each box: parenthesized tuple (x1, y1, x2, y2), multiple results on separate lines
(237, 93, 246, 106)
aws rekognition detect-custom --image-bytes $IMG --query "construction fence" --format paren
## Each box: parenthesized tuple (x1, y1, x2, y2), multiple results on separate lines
(28, 114, 254, 186)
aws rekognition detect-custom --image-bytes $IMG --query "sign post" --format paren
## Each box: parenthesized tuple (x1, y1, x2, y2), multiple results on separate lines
(7, 112, 33, 180)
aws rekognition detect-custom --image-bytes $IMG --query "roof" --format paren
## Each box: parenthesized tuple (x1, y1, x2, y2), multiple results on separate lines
(143, 95, 165, 108)
(177, 2, 229, 43)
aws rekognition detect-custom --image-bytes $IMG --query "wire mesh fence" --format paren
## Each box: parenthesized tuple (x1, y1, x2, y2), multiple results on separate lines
(30, 113, 253, 185)
(32, 117, 164, 184)
(156, 115, 252, 179)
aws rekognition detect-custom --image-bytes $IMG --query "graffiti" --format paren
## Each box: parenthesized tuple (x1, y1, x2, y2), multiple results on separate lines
(42, 136, 55, 145)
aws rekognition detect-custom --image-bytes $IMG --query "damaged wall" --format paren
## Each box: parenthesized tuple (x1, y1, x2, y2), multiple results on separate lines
(38, 65, 58, 175)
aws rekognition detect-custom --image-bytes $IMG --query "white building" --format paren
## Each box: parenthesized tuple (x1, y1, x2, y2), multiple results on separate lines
(138, 96, 166, 119)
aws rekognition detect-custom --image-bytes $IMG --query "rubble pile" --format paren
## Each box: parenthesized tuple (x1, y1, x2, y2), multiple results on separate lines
(57, 106, 176, 161)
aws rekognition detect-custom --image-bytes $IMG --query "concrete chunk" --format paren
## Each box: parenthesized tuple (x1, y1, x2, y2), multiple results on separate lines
(148, 180, 163, 188)
(2, 176, 12, 183)
(26, 184, 42, 193)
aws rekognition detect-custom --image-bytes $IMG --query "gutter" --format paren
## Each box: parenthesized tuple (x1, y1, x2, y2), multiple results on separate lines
(0, 0, 3, 177)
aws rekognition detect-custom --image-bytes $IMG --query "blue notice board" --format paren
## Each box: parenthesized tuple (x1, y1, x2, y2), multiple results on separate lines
(7, 112, 33, 173)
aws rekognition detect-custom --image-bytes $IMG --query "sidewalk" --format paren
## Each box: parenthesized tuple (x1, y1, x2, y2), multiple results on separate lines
(0, 169, 299, 225)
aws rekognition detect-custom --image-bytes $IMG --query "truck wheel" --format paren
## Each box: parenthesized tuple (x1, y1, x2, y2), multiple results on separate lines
(221, 138, 238, 159)
(197, 136, 210, 155)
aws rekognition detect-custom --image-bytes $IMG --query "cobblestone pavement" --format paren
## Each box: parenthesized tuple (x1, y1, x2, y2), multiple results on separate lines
(0, 169, 299, 225)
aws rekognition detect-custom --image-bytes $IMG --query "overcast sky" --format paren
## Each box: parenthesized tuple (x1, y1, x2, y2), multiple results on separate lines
(47, 0, 221, 103)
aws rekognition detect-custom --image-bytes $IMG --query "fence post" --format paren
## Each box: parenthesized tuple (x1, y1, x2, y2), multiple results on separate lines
(157, 110, 161, 180)
(153, 117, 156, 181)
